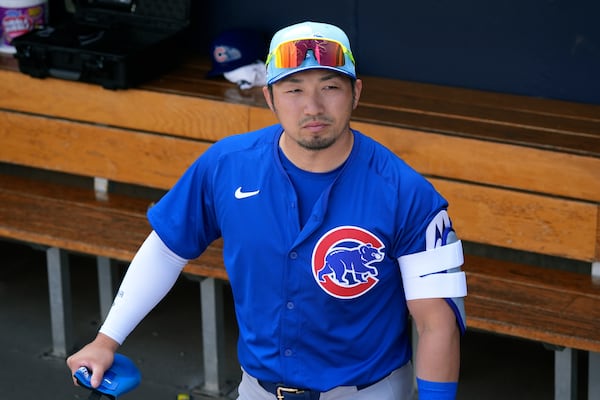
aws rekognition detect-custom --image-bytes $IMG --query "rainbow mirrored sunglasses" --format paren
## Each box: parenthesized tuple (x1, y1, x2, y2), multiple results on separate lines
(266, 38, 355, 69)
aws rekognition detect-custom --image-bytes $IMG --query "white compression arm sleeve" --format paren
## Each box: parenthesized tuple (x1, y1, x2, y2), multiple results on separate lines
(99, 230, 188, 344)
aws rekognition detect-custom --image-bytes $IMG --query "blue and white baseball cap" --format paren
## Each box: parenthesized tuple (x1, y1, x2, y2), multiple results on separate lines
(207, 29, 268, 77)
(265, 21, 356, 85)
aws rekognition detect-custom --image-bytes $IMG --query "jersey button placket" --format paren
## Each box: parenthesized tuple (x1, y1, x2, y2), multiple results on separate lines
(280, 249, 301, 378)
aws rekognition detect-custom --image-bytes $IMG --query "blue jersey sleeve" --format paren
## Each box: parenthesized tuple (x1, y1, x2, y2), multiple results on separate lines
(147, 149, 221, 260)
(393, 167, 449, 257)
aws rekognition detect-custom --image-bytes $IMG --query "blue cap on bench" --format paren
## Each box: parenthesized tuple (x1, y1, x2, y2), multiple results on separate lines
(74, 353, 141, 399)
(207, 28, 268, 77)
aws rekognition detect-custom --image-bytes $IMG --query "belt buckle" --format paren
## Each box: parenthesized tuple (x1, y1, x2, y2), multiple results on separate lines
(276, 386, 305, 400)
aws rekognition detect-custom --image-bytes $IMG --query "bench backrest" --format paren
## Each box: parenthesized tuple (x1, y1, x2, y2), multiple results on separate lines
(1, 65, 599, 264)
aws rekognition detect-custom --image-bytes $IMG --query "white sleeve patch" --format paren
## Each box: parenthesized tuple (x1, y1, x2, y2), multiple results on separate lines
(402, 271, 467, 300)
(398, 240, 467, 300)
(399, 209, 467, 300)
(398, 240, 464, 278)
(426, 210, 451, 250)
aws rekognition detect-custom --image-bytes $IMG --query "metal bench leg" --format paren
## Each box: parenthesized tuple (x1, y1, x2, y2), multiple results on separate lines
(554, 347, 578, 400)
(46, 247, 73, 358)
(97, 256, 119, 320)
(200, 277, 226, 396)
(590, 351, 600, 400)
(592, 261, 600, 278)
(588, 263, 600, 400)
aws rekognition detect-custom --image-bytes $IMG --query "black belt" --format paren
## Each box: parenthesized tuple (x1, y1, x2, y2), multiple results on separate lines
(257, 382, 319, 400)
(258, 378, 382, 400)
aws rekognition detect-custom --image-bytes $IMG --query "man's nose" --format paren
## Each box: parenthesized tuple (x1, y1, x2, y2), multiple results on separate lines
(303, 91, 325, 115)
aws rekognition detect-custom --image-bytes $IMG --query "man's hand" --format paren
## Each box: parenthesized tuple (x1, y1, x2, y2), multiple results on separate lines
(66, 333, 120, 388)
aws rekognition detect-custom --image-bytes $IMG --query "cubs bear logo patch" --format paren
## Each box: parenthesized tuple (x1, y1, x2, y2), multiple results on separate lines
(312, 226, 385, 299)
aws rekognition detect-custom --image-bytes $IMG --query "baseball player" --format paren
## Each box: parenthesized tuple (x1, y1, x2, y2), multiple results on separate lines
(67, 21, 467, 400)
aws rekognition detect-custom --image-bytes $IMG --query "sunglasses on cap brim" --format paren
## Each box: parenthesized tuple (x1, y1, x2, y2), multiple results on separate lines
(266, 38, 355, 69)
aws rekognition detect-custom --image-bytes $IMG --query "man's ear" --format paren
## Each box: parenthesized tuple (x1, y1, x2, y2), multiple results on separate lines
(352, 79, 363, 110)
(263, 86, 275, 112)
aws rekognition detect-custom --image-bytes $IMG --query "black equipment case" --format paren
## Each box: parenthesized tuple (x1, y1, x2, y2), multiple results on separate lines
(12, 0, 190, 89)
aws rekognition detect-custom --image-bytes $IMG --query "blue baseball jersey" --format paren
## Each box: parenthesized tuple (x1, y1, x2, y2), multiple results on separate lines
(148, 124, 449, 391)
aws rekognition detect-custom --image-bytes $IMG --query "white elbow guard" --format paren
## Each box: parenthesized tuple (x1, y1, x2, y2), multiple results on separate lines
(397, 240, 467, 300)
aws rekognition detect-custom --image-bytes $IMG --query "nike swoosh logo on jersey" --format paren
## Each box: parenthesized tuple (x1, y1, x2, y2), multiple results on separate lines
(234, 187, 260, 199)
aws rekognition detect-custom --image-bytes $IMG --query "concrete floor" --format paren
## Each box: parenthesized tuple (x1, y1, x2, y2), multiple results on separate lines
(0, 239, 557, 400)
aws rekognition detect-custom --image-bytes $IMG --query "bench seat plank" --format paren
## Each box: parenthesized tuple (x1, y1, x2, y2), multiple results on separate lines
(465, 254, 600, 353)
(247, 109, 600, 204)
(4, 107, 599, 205)
(0, 110, 210, 190)
(432, 179, 599, 262)
(353, 105, 600, 158)
(352, 122, 600, 203)
(3, 58, 600, 160)
(0, 69, 249, 142)
(151, 56, 600, 134)
(144, 57, 600, 157)
(0, 176, 151, 260)
(355, 75, 600, 123)
(0, 173, 224, 278)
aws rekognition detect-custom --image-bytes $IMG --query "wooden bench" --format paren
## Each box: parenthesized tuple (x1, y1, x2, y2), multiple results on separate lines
(1, 53, 599, 399)
(0, 54, 234, 394)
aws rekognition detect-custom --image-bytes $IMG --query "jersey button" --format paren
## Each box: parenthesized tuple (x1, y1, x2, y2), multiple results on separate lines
(284, 349, 293, 357)
(286, 302, 294, 310)
(289, 251, 298, 259)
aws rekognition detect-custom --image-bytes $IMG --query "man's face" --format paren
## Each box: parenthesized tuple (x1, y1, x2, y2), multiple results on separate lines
(263, 69, 362, 152)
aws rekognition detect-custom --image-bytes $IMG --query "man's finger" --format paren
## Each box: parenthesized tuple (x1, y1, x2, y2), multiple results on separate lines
(91, 370, 104, 388)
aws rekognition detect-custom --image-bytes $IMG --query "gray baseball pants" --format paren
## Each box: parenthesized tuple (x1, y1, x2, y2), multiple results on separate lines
(237, 362, 416, 400)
